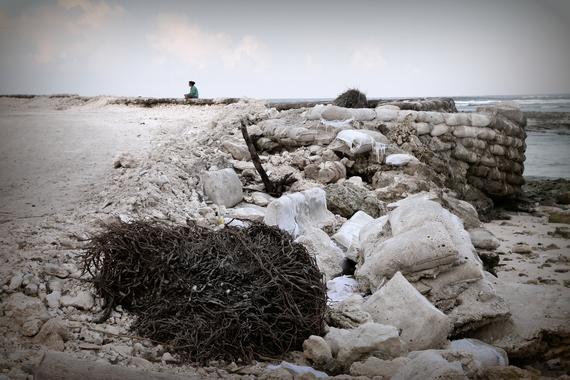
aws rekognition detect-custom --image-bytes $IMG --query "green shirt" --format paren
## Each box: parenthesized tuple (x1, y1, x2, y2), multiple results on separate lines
(189, 86, 199, 98)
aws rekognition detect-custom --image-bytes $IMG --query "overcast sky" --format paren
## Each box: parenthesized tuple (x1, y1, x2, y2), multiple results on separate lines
(0, 0, 569, 99)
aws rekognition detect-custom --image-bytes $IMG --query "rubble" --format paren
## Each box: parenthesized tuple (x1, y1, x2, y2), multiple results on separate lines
(2, 97, 557, 379)
(324, 322, 403, 366)
(325, 181, 385, 218)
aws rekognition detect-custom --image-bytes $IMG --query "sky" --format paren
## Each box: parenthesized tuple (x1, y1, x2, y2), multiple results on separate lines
(0, 0, 569, 99)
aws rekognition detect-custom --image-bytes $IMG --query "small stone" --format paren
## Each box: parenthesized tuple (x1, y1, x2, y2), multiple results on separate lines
(113, 153, 137, 169)
(46, 291, 62, 308)
(469, 228, 500, 250)
(8, 273, 23, 291)
(251, 192, 274, 207)
(109, 344, 133, 358)
(302, 335, 333, 365)
(60, 291, 95, 310)
(161, 352, 177, 363)
(24, 283, 38, 296)
(512, 243, 532, 254)
(21, 318, 44, 337)
(80, 328, 104, 345)
(4, 292, 50, 325)
(43, 263, 70, 279)
(33, 319, 70, 351)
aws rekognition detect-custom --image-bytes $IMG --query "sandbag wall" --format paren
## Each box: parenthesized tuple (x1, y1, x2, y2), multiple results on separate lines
(375, 102, 527, 198)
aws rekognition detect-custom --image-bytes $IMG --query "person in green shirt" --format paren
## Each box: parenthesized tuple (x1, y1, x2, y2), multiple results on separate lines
(184, 80, 199, 99)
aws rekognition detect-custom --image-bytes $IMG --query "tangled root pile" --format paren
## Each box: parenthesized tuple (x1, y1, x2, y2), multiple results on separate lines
(82, 221, 327, 363)
(333, 88, 368, 108)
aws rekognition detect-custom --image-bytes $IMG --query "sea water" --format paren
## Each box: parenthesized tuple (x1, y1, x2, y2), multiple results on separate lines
(524, 130, 570, 179)
(455, 95, 570, 179)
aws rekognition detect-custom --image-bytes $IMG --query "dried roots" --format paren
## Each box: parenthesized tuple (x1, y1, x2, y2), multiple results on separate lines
(82, 221, 327, 363)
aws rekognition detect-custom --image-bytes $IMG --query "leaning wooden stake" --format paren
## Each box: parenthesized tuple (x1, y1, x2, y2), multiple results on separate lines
(239, 118, 277, 195)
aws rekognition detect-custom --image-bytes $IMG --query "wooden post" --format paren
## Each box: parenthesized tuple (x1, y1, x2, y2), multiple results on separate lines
(240, 118, 277, 195)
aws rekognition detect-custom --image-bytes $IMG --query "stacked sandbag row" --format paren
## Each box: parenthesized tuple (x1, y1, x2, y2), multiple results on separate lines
(373, 102, 527, 198)
(376, 97, 457, 113)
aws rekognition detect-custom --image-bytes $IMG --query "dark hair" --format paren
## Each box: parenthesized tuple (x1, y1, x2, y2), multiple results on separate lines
(189, 81, 196, 86)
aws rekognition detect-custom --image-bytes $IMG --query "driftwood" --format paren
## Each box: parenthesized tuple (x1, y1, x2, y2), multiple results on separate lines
(34, 352, 205, 380)
(240, 118, 296, 197)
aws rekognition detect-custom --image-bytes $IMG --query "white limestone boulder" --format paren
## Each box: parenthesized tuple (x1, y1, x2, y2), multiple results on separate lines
(202, 168, 243, 207)
(392, 350, 466, 380)
(296, 227, 344, 281)
(324, 322, 403, 365)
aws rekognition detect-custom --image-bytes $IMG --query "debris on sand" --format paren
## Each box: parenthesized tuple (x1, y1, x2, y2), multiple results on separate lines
(82, 220, 327, 363)
(333, 88, 368, 109)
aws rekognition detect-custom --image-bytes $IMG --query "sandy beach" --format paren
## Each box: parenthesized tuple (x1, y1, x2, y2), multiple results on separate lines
(0, 96, 569, 379)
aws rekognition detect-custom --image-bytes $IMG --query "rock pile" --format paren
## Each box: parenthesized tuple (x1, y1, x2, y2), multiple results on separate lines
(0, 98, 542, 379)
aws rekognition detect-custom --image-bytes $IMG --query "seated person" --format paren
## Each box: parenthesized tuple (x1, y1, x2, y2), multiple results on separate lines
(184, 80, 199, 99)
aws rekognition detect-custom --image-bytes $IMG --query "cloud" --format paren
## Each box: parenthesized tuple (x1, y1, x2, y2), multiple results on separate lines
(148, 14, 269, 70)
(57, 0, 123, 29)
(0, 1, 124, 65)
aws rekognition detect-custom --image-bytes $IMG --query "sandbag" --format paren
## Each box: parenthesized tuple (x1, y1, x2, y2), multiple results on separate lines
(321, 105, 353, 121)
(449, 338, 508, 367)
(264, 188, 334, 238)
(349, 108, 377, 121)
(331, 130, 375, 155)
(362, 272, 450, 351)
(357, 222, 460, 289)
(304, 104, 327, 120)
(332, 211, 374, 250)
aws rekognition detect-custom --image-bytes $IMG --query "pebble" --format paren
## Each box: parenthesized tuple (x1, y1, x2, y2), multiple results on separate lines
(8, 273, 24, 291)
(43, 263, 70, 279)
(60, 291, 95, 310)
(21, 318, 44, 337)
(161, 352, 177, 363)
(48, 279, 64, 293)
(46, 291, 62, 308)
(24, 283, 39, 296)
(512, 243, 533, 254)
